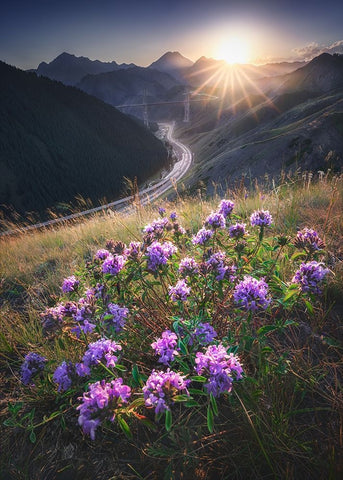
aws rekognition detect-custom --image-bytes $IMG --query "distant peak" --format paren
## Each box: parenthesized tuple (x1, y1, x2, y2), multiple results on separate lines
(149, 51, 193, 69)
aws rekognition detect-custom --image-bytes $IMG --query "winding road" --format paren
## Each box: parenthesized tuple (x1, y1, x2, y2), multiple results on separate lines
(0, 122, 192, 237)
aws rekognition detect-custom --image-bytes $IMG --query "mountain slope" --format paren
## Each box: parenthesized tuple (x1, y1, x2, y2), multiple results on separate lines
(0, 62, 167, 218)
(178, 54, 343, 192)
(36, 52, 135, 86)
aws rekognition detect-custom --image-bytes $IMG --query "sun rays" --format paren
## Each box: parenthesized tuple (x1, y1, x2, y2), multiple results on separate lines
(186, 56, 279, 121)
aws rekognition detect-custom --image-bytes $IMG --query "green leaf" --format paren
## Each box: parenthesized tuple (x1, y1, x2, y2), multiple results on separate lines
(283, 288, 299, 302)
(188, 388, 207, 396)
(210, 393, 218, 416)
(173, 394, 190, 402)
(207, 405, 214, 433)
(115, 364, 127, 372)
(257, 325, 278, 337)
(305, 300, 314, 315)
(291, 251, 306, 261)
(29, 430, 36, 444)
(131, 365, 142, 386)
(190, 376, 207, 383)
(185, 400, 201, 407)
(165, 409, 172, 432)
(178, 339, 188, 355)
(117, 415, 133, 439)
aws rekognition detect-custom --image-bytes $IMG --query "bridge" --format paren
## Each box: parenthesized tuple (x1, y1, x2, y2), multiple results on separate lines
(115, 91, 218, 126)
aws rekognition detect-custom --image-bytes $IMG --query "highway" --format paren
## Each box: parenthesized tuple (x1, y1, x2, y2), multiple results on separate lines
(0, 122, 192, 237)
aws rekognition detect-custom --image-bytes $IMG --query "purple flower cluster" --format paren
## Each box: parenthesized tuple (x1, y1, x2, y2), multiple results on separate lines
(127, 241, 142, 259)
(151, 330, 179, 364)
(229, 223, 246, 239)
(103, 303, 129, 333)
(192, 227, 214, 245)
(234, 276, 271, 311)
(143, 369, 190, 414)
(72, 298, 96, 336)
(194, 322, 217, 345)
(102, 254, 126, 275)
(53, 361, 75, 392)
(76, 339, 122, 377)
(77, 378, 131, 440)
(168, 279, 191, 302)
(206, 251, 229, 281)
(292, 261, 329, 295)
(170, 211, 177, 221)
(62, 275, 79, 293)
(250, 210, 273, 227)
(205, 212, 226, 229)
(21, 352, 47, 386)
(95, 249, 110, 260)
(158, 207, 166, 216)
(143, 217, 169, 238)
(293, 228, 325, 253)
(146, 241, 177, 271)
(195, 343, 243, 397)
(218, 199, 235, 218)
(178, 257, 199, 277)
(40, 304, 65, 333)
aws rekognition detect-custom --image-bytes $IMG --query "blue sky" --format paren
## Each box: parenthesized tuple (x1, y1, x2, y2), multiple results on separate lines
(1, 0, 343, 69)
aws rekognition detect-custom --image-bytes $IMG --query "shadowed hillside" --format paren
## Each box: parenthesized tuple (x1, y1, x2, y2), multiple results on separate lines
(0, 62, 168, 219)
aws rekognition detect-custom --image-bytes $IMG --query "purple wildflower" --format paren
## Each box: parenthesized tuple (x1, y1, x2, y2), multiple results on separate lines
(76, 339, 122, 377)
(152, 330, 179, 364)
(229, 223, 246, 239)
(95, 249, 110, 260)
(53, 361, 74, 392)
(143, 217, 169, 238)
(102, 254, 126, 275)
(205, 212, 226, 229)
(146, 241, 177, 271)
(234, 276, 271, 311)
(158, 207, 166, 216)
(127, 241, 142, 259)
(62, 275, 79, 294)
(21, 352, 47, 386)
(194, 323, 217, 345)
(103, 303, 129, 333)
(77, 378, 131, 440)
(168, 279, 191, 302)
(206, 251, 228, 281)
(293, 228, 325, 253)
(40, 304, 65, 333)
(292, 261, 329, 295)
(71, 298, 96, 336)
(143, 369, 190, 414)
(170, 211, 177, 221)
(195, 343, 243, 397)
(250, 210, 273, 227)
(192, 227, 214, 245)
(218, 199, 235, 218)
(178, 257, 199, 277)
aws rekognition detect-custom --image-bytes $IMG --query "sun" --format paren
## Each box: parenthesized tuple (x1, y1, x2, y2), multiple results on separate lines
(216, 37, 250, 65)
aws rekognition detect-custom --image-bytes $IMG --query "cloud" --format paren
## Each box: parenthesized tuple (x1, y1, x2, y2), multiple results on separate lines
(293, 40, 343, 61)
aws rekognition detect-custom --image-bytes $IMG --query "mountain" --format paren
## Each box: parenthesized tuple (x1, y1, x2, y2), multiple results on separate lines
(77, 66, 186, 121)
(279, 53, 343, 94)
(36, 52, 135, 86)
(177, 53, 343, 193)
(0, 62, 168, 219)
(148, 51, 193, 82)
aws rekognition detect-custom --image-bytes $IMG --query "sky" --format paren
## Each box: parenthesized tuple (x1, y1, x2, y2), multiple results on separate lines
(1, 0, 343, 69)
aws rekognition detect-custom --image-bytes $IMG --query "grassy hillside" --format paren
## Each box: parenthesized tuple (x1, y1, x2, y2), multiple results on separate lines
(0, 62, 168, 220)
(1, 171, 342, 479)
